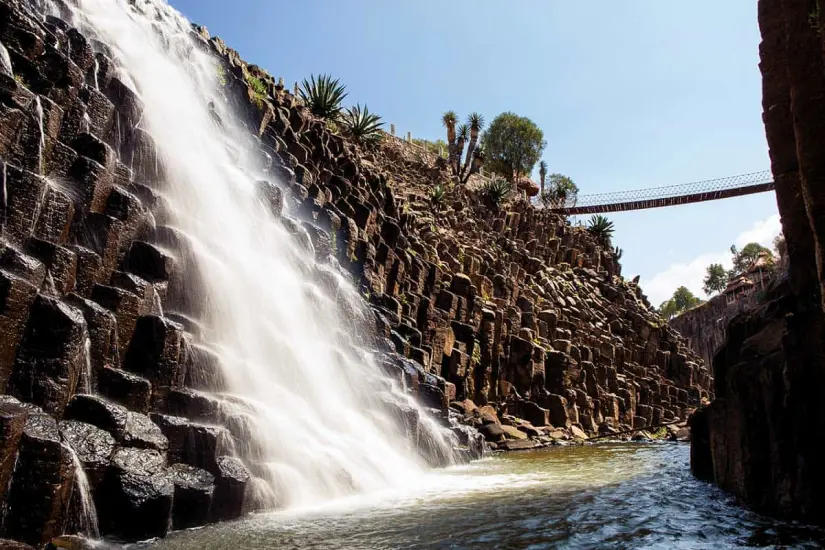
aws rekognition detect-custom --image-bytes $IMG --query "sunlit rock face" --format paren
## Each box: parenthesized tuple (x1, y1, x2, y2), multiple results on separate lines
(691, 0, 825, 525)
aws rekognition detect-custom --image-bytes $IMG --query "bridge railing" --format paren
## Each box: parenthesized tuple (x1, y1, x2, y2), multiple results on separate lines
(546, 170, 774, 215)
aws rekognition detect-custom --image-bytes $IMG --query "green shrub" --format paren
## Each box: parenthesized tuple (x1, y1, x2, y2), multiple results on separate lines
(431, 183, 446, 204)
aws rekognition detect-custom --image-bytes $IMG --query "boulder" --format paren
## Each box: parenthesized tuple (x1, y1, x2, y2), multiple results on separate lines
(167, 463, 214, 530)
(96, 366, 151, 413)
(7, 295, 86, 417)
(97, 448, 173, 540)
(0, 396, 28, 507)
(64, 394, 167, 451)
(3, 412, 74, 547)
(210, 456, 249, 522)
(151, 413, 229, 473)
(58, 420, 115, 488)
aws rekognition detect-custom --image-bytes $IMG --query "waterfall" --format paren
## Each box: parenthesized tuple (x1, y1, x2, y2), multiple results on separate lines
(53, 0, 457, 508)
(81, 336, 93, 394)
(61, 442, 100, 539)
(33, 96, 44, 176)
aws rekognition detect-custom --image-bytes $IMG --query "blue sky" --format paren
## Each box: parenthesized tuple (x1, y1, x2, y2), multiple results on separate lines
(169, 0, 779, 305)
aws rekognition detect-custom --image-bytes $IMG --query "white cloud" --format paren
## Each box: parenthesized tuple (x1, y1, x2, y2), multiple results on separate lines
(642, 214, 782, 305)
(734, 214, 782, 248)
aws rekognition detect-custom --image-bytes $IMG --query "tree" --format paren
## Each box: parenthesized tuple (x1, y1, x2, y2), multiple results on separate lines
(730, 242, 775, 273)
(442, 111, 457, 173)
(481, 112, 546, 184)
(540, 173, 578, 208)
(442, 111, 486, 181)
(703, 263, 728, 295)
(461, 113, 485, 179)
(659, 286, 704, 319)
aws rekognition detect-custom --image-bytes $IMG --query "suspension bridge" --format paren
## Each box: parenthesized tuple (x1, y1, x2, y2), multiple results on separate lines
(545, 170, 775, 215)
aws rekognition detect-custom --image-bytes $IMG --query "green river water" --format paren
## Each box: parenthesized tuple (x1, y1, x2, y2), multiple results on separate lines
(145, 444, 824, 550)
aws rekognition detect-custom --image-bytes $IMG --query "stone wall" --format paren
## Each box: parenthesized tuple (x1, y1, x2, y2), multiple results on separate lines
(0, 0, 711, 545)
(690, 0, 825, 525)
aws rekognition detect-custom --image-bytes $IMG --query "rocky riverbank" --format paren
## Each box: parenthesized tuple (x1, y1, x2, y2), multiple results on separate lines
(1, 0, 710, 545)
(689, 0, 825, 525)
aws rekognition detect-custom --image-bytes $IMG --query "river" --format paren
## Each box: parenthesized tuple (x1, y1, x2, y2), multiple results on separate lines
(146, 443, 824, 549)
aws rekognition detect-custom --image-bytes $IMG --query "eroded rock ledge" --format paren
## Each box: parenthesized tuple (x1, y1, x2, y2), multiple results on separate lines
(0, 0, 709, 545)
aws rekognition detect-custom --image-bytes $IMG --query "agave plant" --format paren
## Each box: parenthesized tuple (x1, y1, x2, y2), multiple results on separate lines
(587, 214, 615, 245)
(480, 178, 511, 209)
(299, 74, 347, 119)
(340, 103, 384, 144)
(431, 183, 446, 204)
(613, 245, 623, 260)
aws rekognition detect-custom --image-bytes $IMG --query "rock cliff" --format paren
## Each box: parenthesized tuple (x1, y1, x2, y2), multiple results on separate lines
(670, 292, 762, 368)
(0, 0, 710, 544)
(690, 0, 825, 525)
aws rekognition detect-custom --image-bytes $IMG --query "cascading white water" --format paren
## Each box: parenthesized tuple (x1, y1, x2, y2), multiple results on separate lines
(54, 0, 457, 507)
(33, 96, 44, 176)
(61, 442, 100, 538)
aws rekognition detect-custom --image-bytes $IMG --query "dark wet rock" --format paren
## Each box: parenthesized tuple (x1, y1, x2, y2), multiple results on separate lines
(123, 315, 184, 403)
(64, 394, 167, 452)
(58, 419, 115, 487)
(43, 534, 97, 550)
(97, 366, 151, 413)
(64, 293, 118, 375)
(0, 269, 38, 393)
(64, 394, 127, 438)
(3, 411, 73, 547)
(122, 241, 174, 283)
(122, 410, 168, 452)
(90, 284, 141, 354)
(210, 455, 249, 522)
(0, 539, 36, 550)
(150, 413, 230, 474)
(23, 238, 76, 295)
(0, 245, 46, 288)
(97, 447, 172, 540)
(0, 396, 27, 508)
(7, 295, 86, 417)
(167, 463, 214, 530)
(163, 388, 222, 423)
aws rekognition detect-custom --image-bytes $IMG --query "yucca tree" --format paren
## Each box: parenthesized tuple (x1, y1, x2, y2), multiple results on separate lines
(442, 111, 458, 176)
(340, 103, 384, 144)
(539, 160, 547, 196)
(461, 146, 485, 184)
(299, 74, 347, 119)
(587, 214, 615, 246)
(455, 124, 469, 175)
(461, 112, 485, 178)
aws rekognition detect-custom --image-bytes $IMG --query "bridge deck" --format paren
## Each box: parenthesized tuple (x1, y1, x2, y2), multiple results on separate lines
(546, 170, 775, 215)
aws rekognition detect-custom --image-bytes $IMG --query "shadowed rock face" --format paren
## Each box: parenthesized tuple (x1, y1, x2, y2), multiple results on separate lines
(0, 0, 713, 545)
(690, 0, 825, 525)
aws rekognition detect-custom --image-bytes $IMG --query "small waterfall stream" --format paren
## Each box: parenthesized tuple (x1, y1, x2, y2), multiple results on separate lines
(61, 442, 100, 539)
(50, 0, 458, 510)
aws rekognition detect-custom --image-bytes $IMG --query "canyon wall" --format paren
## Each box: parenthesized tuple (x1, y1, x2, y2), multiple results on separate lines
(670, 292, 762, 368)
(0, 0, 710, 545)
(690, 0, 825, 524)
